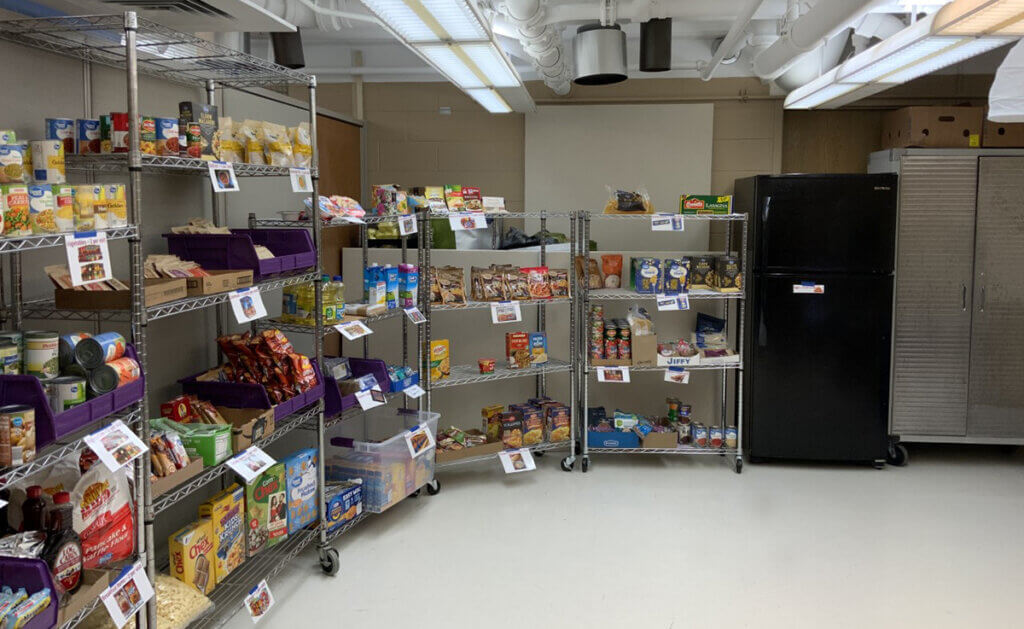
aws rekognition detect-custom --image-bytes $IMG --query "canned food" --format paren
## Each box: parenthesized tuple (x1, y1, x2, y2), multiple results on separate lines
(111, 113, 130, 153)
(725, 426, 737, 449)
(605, 338, 618, 359)
(618, 338, 631, 359)
(71, 184, 96, 232)
(605, 325, 617, 340)
(618, 325, 631, 340)
(0, 331, 22, 349)
(99, 115, 112, 153)
(590, 305, 603, 320)
(45, 118, 74, 155)
(710, 426, 724, 448)
(155, 118, 179, 156)
(74, 331, 126, 369)
(184, 123, 203, 159)
(3, 184, 30, 236)
(0, 404, 35, 466)
(47, 376, 87, 413)
(678, 421, 691, 444)
(58, 333, 91, 370)
(24, 331, 59, 378)
(52, 184, 74, 232)
(589, 341, 604, 360)
(478, 358, 495, 374)
(88, 357, 139, 395)
(692, 423, 708, 448)
(76, 119, 100, 154)
(103, 183, 127, 228)
(0, 342, 19, 375)
(62, 363, 88, 379)
(666, 397, 681, 420)
(140, 116, 156, 155)
(29, 140, 65, 185)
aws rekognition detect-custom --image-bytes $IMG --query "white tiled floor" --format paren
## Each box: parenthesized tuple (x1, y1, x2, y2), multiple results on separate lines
(224, 445, 1024, 629)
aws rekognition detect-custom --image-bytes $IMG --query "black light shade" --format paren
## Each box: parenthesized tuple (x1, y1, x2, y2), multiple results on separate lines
(271, 28, 305, 69)
(640, 18, 672, 72)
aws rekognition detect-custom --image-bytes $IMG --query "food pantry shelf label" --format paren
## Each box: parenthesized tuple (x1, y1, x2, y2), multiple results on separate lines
(596, 366, 630, 383)
(449, 212, 487, 231)
(404, 424, 435, 458)
(84, 420, 148, 472)
(793, 282, 825, 294)
(101, 562, 155, 629)
(403, 384, 425, 398)
(65, 231, 112, 287)
(226, 446, 275, 484)
(289, 167, 313, 192)
(651, 213, 684, 232)
(490, 301, 522, 324)
(398, 214, 418, 236)
(208, 161, 239, 192)
(656, 293, 690, 311)
(229, 287, 267, 324)
(404, 306, 426, 324)
(245, 580, 276, 624)
(664, 368, 690, 384)
(499, 448, 536, 474)
(355, 386, 386, 411)
(335, 320, 373, 340)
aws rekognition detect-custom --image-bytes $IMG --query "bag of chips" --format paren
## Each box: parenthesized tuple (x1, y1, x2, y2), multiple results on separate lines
(290, 122, 312, 167)
(262, 122, 294, 167)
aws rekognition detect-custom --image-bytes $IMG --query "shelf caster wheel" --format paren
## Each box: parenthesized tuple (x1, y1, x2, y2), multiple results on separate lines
(426, 479, 441, 495)
(734, 458, 743, 474)
(534, 451, 545, 458)
(581, 457, 590, 473)
(886, 444, 908, 467)
(320, 548, 340, 576)
(410, 489, 421, 498)
(560, 457, 574, 472)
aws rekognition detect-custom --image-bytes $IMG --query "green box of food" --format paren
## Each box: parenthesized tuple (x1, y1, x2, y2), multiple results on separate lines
(175, 422, 231, 466)
(680, 195, 732, 214)
(245, 462, 288, 557)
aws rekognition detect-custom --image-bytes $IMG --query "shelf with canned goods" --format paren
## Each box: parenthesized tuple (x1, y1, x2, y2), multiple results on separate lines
(432, 359, 572, 389)
(431, 297, 572, 311)
(0, 226, 138, 254)
(587, 445, 739, 456)
(63, 154, 316, 178)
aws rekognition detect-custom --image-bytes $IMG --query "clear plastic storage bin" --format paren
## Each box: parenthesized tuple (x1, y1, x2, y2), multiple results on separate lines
(325, 408, 438, 513)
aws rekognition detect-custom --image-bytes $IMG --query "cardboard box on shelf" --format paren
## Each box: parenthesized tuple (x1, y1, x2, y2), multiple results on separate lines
(216, 406, 275, 452)
(185, 270, 253, 296)
(631, 330, 657, 367)
(54, 277, 187, 310)
(151, 457, 204, 497)
(642, 431, 679, 449)
(983, 113, 1024, 147)
(587, 430, 639, 449)
(881, 106, 983, 149)
(435, 437, 505, 464)
(57, 570, 109, 626)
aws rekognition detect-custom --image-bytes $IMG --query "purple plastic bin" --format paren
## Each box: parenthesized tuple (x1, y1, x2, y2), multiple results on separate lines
(163, 228, 315, 280)
(323, 358, 390, 418)
(0, 345, 145, 451)
(179, 360, 325, 422)
(0, 557, 59, 629)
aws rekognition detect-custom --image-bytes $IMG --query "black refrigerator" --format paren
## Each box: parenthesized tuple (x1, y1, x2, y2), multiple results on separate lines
(735, 174, 897, 465)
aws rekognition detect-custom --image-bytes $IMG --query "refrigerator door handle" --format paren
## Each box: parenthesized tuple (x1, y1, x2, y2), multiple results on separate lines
(962, 283, 967, 311)
(761, 196, 771, 245)
(979, 286, 986, 312)
(758, 281, 768, 347)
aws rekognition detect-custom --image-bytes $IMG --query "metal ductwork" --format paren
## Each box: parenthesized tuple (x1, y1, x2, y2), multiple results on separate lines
(498, 0, 572, 96)
(573, 23, 627, 85)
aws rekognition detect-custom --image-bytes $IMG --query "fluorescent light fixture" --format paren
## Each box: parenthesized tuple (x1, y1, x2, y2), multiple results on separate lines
(465, 88, 512, 113)
(935, 0, 1024, 35)
(359, 0, 489, 42)
(459, 43, 521, 87)
(878, 36, 1014, 82)
(359, 0, 441, 42)
(417, 44, 486, 88)
(419, 0, 489, 40)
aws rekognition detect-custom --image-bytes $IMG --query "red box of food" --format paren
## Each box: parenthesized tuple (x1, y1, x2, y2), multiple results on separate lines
(160, 395, 193, 422)
(505, 332, 530, 369)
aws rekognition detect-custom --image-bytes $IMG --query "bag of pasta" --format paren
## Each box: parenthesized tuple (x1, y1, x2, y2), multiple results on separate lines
(262, 121, 293, 167)
(217, 117, 244, 163)
(603, 185, 653, 214)
(290, 122, 312, 168)
(237, 119, 266, 165)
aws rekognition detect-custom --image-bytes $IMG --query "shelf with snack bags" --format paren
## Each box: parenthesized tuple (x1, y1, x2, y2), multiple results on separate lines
(0, 226, 137, 253)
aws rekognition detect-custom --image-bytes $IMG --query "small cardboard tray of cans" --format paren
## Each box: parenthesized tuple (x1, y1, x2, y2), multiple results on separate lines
(587, 305, 740, 368)
(587, 399, 739, 451)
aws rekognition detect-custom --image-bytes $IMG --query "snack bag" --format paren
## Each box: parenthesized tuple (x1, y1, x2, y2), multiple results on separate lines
(522, 266, 551, 299)
(262, 121, 294, 167)
(238, 119, 266, 165)
(217, 117, 244, 163)
(601, 255, 623, 289)
(462, 186, 483, 211)
(603, 185, 653, 214)
(425, 186, 447, 212)
(444, 185, 464, 211)
(549, 269, 570, 298)
(574, 256, 603, 290)
(290, 122, 313, 168)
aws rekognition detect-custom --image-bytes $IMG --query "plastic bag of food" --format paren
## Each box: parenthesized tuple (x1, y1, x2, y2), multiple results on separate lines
(574, 255, 603, 290)
(328, 195, 365, 219)
(603, 185, 653, 214)
(262, 121, 294, 166)
(601, 254, 622, 289)
(291, 122, 312, 167)
(217, 117, 244, 163)
(237, 119, 266, 165)
(627, 304, 654, 336)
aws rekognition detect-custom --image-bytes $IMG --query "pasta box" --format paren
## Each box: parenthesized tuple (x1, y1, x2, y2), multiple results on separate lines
(198, 484, 245, 584)
(680, 194, 732, 214)
(244, 463, 288, 558)
(178, 101, 218, 160)
(169, 518, 216, 594)
(282, 448, 319, 534)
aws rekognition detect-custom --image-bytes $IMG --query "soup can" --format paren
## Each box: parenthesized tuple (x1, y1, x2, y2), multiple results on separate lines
(692, 423, 709, 448)
(140, 116, 156, 155)
(99, 115, 112, 153)
(24, 331, 59, 378)
(28, 185, 58, 234)
(58, 333, 91, 370)
(88, 356, 140, 395)
(111, 113, 130, 153)
(725, 426, 738, 449)
(45, 118, 74, 155)
(155, 118, 179, 156)
(76, 119, 101, 154)
(47, 376, 87, 413)
(74, 331, 126, 369)
(62, 363, 88, 379)
(30, 140, 65, 184)
(605, 338, 618, 359)
(0, 404, 35, 466)
(710, 426, 724, 448)
(0, 342, 19, 374)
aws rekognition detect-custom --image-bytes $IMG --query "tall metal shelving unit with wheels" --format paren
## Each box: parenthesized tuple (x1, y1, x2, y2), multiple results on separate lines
(575, 212, 748, 474)
(419, 211, 578, 473)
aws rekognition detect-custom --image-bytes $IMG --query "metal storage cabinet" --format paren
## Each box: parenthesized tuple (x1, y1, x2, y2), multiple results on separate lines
(869, 149, 1024, 445)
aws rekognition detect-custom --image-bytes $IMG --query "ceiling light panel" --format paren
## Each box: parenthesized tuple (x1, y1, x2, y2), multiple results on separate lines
(465, 88, 512, 113)
(361, 0, 442, 42)
(838, 36, 965, 83)
(459, 43, 521, 87)
(419, 0, 490, 40)
(878, 36, 1015, 82)
(936, 0, 1024, 35)
(417, 44, 486, 88)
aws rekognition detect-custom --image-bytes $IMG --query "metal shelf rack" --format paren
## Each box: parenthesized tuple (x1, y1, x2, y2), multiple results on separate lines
(64, 153, 317, 177)
(0, 226, 137, 253)
(576, 213, 748, 474)
(435, 440, 569, 469)
(419, 210, 579, 472)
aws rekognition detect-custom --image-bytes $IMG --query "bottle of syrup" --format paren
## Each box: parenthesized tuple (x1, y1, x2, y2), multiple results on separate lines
(41, 491, 82, 599)
(21, 485, 46, 532)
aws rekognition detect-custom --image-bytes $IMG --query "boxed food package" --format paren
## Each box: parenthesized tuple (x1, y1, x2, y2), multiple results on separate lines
(443, 185, 464, 211)
(499, 413, 522, 449)
(632, 257, 661, 293)
(529, 332, 548, 365)
(680, 195, 732, 214)
(429, 339, 450, 381)
(282, 448, 319, 534)
(983, 108, 1024, 147)
(169, 519, 216, 594)
(506, 332, 530, 369)
(178, 102, 219, 160)
(517, 406, 544, 446)
(198, 484, 245, 584)
(245, 463, 288, 557)
(881, 106, 983, 149)
(545, 404, 571, 442)
(689, 256, 714, 290)
(711, 256, 742, 293)
(482, 404, 504, 442)
(663, 258, 691, 294)
(325, 482, 362, 533)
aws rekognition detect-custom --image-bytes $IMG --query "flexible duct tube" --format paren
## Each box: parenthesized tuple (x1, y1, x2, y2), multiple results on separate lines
(498, 0, 572, 95)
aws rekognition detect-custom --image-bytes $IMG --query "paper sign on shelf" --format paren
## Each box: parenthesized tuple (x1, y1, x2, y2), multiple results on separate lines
(793, 282, 825, 294)
(490, 301, 522, 324)
(449, 212, 487, 231)
(229, 287, 267, 324)
(0, 498, 7, 510)
(244, 580, 276, 624)
(335, 321, 373, 340)
(65, 231, 112, 287)
(596, 366, 630, 383)
(498, 448, 536, 474)
(226, 446, 276, 484)
(404, 306, 426, 324)
(664, 368, 691, 384)
(100, 562, 155, 629)
(355, 386, 386, 411)
(398, 215, 418, 236)
(403, 384, 425, 399)
(208, 161, 239, 192)
(289, 167, 313, 193)
(84, 420, 148, 472)
(650, 213, 684, 232)
(404, 424, 436, 458)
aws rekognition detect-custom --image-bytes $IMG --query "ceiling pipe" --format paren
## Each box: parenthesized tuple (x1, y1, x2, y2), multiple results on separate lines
(496, 0, 572, 95)
(251, 0, 381, 30)
(753, 0, 889, 80)
(699, 0, 767, 81)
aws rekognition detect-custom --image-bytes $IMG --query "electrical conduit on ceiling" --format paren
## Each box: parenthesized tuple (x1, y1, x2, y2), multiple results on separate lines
(252, 0, 381, 30)
(700, 0, 767, 80)
(495, 0, 572, 95)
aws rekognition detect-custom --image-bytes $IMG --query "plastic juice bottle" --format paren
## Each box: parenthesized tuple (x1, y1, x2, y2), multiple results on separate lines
(281, 285, 296, 323)
(332, 275, 345, 320)
(321, 274, 336, 323)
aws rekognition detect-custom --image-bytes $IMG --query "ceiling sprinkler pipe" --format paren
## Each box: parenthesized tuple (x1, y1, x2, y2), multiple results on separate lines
(700, 0, 766, 80)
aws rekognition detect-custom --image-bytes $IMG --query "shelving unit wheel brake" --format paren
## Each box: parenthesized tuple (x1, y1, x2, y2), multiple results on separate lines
(320, 548, 340, 576)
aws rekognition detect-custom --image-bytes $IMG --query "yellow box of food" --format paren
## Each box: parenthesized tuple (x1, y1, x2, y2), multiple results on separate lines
(429, 339, 450, 381)
(169, 519, 216, 595)
(198, 484, 245, 584)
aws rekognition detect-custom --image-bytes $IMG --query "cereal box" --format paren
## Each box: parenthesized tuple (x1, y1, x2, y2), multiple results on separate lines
(244, 463, 288, 558)
(282, 448, 319, 534)
(169, 519, 215, 594)
(529, 332, 548, 365)
(429, 339, 450, 381)
(198, 484, 244, 584)
(506, 332, 530, 369)
(481, 404, 504, 442)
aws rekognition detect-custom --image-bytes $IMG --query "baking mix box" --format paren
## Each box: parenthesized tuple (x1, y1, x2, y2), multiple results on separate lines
(245, 463, 288, 558)
(283, 448, 319, 534)
(506, 332, 530, 369)
(169, 519, 215, 594)
(199, 484, 245, 584)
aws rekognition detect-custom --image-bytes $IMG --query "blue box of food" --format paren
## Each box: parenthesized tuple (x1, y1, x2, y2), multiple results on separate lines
(282, 448, 319, 534)
(587, 430, 639, 449)
(325, 482, 362, 533)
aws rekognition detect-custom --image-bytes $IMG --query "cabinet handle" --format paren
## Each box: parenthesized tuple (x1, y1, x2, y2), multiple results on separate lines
(962, 284, 967, 311)
(979, 286, 986, 312)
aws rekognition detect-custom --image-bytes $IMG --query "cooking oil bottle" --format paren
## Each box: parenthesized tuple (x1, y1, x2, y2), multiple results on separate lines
(321, 274, 335, 323)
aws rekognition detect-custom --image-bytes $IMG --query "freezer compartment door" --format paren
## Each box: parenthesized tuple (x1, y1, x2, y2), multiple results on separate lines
(748, 274, 892, 462)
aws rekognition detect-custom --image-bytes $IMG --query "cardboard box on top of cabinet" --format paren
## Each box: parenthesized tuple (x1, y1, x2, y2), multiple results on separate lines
(982, 107, 1024, 147)
(881, 106, 983, 149)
